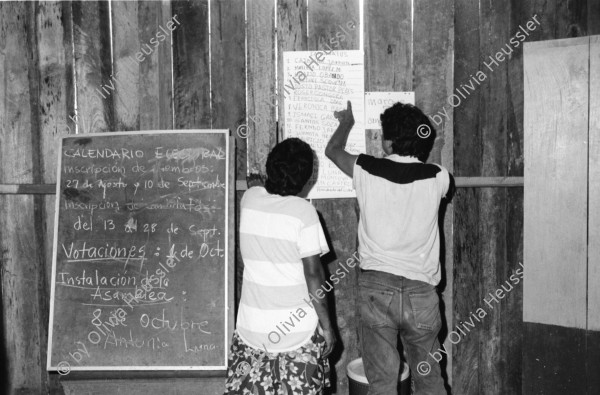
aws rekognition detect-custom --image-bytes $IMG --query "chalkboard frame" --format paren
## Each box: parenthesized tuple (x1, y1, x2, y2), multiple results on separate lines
(46, 130, 235, 372)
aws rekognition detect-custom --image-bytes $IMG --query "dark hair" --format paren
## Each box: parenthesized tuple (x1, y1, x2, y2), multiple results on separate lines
(380, 102, 436, 161)
(265, 138, 314, 196)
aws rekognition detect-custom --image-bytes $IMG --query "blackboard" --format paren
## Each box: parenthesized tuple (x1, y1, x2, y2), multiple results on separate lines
(47, 130, 234, 371)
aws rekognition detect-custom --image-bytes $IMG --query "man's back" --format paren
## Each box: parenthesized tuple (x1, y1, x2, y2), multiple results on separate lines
(353, 154, 450, 284)
(325, 101, 449, 394)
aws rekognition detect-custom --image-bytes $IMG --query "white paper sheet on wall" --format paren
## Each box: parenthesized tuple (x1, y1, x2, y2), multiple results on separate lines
(364, 92, 415, 129)
(283, 50, 365, 199)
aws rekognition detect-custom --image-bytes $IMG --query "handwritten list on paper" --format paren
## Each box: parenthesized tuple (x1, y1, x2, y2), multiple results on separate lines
(283, 50, 365, 199)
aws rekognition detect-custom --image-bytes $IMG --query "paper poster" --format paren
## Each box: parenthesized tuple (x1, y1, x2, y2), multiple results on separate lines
(365, 92, 415, 129)
(283, 50, 365, 199)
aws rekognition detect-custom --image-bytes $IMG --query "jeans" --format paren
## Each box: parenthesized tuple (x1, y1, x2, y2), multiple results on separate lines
(359, 270, 446, 395)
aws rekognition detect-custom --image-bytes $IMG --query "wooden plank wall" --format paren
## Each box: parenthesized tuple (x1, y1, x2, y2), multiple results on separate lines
(211, 0, 246, 311)
(589, 36, 600, 333)
(0, 0, 224, 393)
(307, 2, 360, 393)
(0, 0, 367, 393)
(413, 0, 454, 386)
(587, 35, 600, 394)
(453, 0, 598, 394)
(2, 0, 598, 393)
(38, 2, 76, 393)
(246, 0, 276, 175)
(1, 3, 46, 393)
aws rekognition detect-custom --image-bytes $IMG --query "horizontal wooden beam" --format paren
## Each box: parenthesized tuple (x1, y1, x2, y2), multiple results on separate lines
(0, 177, 525, 195)
(0, 184, 57, 194)
(455, 177, 524, 187)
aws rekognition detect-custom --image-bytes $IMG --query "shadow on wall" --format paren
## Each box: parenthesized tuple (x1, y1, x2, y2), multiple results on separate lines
(438, 173, 456, 394)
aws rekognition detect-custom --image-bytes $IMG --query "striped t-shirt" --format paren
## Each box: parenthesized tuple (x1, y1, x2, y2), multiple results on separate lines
(236, 186, 329, 352)
(353, 154, 450, 285)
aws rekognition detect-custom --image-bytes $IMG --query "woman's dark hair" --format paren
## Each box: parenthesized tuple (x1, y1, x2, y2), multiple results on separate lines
(380, 102, 436, 162)
(265, 138, 314, 196)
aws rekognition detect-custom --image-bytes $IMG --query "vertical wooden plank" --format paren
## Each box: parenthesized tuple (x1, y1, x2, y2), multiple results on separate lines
(588, 36, 600, 331)
(588, 34, 600, 395)
(26, 1, 50, 391)
(364, 0, 411, 158)
(504, 2, 550, 393)
(316, 203, 359, 394)
(58, 5, 113, 387)
(111, 1, 139, 131)
(211, 0, 247, 318)
(63, 0, 77, 138)
(153, 1, 174, 131)
(307, 0, 359, 50)
(277, 0, 307, 139)
(111, 1, 174, 131)
(36, 2, 75, 393)
(0, 2, 45, 393)
(556, 0, 588, 37)
(503, 80, 525, 395)
(364, 0, 411, 93)
(71, 0, 113, 134)
(38, 0, 73, 273)
(211, 0, 247, 178)
(452, 189, 481, 395)
(0, 198, 44, 393)
(590, 2, 600, 35)
(413, 0, 453, 164)
(247, 0, 276, 174)
(413, 0, 454, 387)
(452, 0, 481, 392)
(172, 0, 210, 129)
(307, 1, 360, 393)
(139, 0, 174, 131)
(38, 1, 73, 182)
(477, 2, 509, 394)
(523, 37, 589, 327)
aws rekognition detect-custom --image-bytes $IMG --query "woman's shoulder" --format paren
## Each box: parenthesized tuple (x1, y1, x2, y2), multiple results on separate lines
(284, 196, 318, 222)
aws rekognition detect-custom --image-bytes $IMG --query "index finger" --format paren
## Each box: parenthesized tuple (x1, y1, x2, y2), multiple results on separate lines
(346, 100, 352, 111)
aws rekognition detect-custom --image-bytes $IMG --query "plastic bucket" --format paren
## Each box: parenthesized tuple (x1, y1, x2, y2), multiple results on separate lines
(347, 358, 410, 395)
